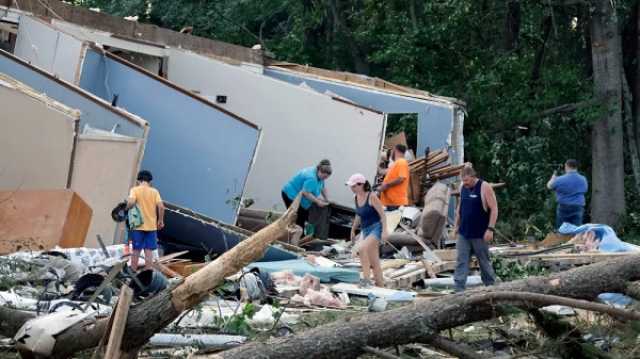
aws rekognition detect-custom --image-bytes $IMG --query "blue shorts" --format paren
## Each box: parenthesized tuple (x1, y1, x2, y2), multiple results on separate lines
(362, 222, 382, 241)
(130, 230, 158, 250)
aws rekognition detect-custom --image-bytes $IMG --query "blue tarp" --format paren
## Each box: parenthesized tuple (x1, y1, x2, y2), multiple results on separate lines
(558, 223, 637, 252)
(248, 259, 360, 283)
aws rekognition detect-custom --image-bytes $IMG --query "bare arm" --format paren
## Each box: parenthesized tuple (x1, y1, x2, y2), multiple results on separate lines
(157, 202, 165, 229)
(126, 189, 136, 210)
(481, 182, 498, 242)
(369, 193, 388, 237)
(351, 215, 361, 241)
(546, 172, 557, 190)
(321, 187, 329, 202)
(379, 177, 405, 192)
(126, 198, 136, 210)
(454, 184, 462, 231)
(301, 191, 328, 207)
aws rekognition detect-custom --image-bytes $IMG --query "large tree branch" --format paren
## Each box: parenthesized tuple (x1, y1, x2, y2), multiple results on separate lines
(198, 254, 640, 359)
(11, 196, 301, 358)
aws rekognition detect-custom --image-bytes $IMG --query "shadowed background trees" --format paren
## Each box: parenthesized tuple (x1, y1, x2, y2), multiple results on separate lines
(74, 0, 640, 240)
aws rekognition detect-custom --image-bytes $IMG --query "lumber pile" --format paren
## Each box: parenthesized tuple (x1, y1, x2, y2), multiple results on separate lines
(408, 148, 464, 205)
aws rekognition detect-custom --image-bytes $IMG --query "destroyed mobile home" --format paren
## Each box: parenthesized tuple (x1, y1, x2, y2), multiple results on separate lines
(1, 2, 640, 359)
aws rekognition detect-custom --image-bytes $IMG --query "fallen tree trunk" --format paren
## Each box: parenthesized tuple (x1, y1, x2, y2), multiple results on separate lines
(10, 196, 301, 358)
(428, 335, 483, 359)
(207, 254, 640, 359)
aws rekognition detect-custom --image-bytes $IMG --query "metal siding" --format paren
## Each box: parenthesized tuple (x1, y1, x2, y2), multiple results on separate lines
(0, 50, 145, 138)
(265, 69, 456, 159)
(79, 49, 259, 223)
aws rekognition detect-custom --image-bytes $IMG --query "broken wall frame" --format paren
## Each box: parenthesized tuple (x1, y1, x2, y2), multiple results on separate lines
(264, 67, 465, 165)
(13, 15, 85, 84)
(0, 73, 78, 190)
(77, 46, 261, 224)
(164, 48, 386, 211)
(0, 50, 148, 248)
(12, 16, 387, 212)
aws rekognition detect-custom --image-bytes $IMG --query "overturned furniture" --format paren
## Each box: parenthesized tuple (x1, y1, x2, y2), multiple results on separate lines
(159, 203, 298, 264)
(0, 189, 92, 254)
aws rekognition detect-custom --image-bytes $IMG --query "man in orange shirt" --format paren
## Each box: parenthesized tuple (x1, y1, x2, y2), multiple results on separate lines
(127, 170, 165, 271)
(379, 144, 409, 210)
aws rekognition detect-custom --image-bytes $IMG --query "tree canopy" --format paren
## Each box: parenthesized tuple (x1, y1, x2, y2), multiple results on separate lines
(75, 0, 640, 240)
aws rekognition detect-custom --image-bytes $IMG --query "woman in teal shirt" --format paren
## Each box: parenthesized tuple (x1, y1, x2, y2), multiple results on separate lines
(282, 159, 332, 227)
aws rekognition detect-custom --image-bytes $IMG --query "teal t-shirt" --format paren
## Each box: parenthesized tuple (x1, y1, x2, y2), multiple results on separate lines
(282, 167, 324, 209)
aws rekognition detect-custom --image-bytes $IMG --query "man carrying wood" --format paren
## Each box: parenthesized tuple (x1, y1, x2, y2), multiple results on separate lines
(379, 144, 410, 211)
(127, 170, 165, 271)
(454, 164, 498, 292)
(546, 159, 588, 229)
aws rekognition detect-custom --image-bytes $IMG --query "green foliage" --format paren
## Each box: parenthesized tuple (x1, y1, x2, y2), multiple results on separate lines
(221, 302, 257, 336)
(491, 256, 547, 282)
(74, 0, 640, 235)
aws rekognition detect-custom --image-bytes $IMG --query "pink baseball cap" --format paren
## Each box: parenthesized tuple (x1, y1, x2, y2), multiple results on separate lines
(345, 173, 367, 186)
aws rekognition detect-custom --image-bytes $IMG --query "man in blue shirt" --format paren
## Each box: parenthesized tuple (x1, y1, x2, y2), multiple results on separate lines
(282, 159, 332, 227)
(547, 159, 589, 229)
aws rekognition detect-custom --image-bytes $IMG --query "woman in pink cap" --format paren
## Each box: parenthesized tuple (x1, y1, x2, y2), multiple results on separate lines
(346, 173, 387, 287)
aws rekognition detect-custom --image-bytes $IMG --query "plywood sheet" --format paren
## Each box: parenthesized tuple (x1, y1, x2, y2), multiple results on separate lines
(0, 73, 78, 190)
(70, 134, 143, 248)
(0, 189, 92, 254)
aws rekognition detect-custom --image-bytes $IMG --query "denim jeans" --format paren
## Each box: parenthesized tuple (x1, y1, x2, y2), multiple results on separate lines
(556, 204, 584, 229)
(454, 234, 496, 292)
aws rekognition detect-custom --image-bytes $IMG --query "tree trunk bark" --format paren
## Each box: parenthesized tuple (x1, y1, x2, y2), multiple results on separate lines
(504, 0, 521, 51)
(203, 254, 640, 359)
(590, 0, 626, 228)
(531, 16, 552, 82)
(327, 0, 370, 75)
(622, 69, 640, 195)
(14, 197, 301, 358)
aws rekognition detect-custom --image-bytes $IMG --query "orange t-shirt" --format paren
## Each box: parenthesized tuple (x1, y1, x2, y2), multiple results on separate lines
(129, 185, 162, 231)
(380, 158, 409, 206)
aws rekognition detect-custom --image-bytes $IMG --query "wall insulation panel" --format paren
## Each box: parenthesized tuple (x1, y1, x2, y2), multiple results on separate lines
(265, 68, 463, 164)
(167, 49, 385, 211)
(0, 73, 77, 190)
(0, 49, 147, 138)
(14, 16, 84, 83)
(71, 133, 143, 248)
(79, 48, 260, 223)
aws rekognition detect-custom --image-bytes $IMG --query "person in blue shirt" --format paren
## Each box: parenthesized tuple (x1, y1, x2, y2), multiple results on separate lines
(547, 159, 589, 229)
(282, 159, 332, 227)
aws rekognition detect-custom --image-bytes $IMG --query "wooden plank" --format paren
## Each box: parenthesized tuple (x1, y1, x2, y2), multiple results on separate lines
(156, 250, 189, 264)
(398, 223, 441, 262)
(423, 260, 437, 279)
(104, 286, 133, 359)
(381, 259, 411, 271)
(153, 261, 183, 279)
(433, 249, 456, 262)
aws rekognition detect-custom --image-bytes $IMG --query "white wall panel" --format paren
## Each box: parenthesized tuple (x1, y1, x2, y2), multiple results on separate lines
(0, 74, 77, 190)
(14, 16, 83, 83)
(167, 49, 385, 211)
(70, 134, 143, 248)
